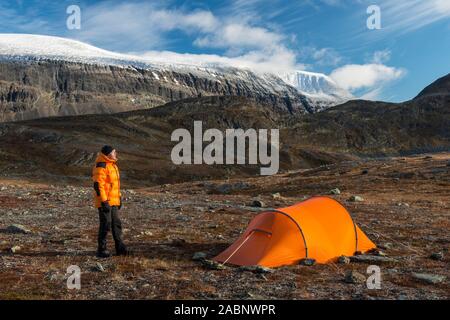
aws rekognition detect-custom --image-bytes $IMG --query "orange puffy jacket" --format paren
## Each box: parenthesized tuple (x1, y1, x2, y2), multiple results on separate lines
(92, 153, 121, 208)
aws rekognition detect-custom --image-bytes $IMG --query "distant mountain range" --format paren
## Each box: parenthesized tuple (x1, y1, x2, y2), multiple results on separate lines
(0, 34, 351, 122)
(0, 73, 448, 185)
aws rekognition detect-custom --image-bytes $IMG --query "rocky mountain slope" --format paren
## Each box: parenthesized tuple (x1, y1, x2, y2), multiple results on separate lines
(0, 70, 449, 186)
(0, 34, 336, 122)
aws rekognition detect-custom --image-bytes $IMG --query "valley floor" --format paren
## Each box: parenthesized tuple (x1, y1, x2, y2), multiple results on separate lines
(0, 153, 449, 300)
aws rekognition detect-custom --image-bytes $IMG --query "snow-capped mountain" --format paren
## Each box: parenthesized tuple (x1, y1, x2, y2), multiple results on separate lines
(280, 70, 353, 104)
(0, 34, 347, 121)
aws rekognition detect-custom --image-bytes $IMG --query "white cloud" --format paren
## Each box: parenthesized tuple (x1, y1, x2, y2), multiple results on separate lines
(194, 23, 284, 51)
(329, 63, 405, 91)
(77, 3, 220, 51)
(372, 49, 391, 64)
(138, 46, 303, 75)
(150, 10, 219, 33)
(75, 2, 302, 75)
(378, 0, 450, 34)
(300, 47, 342, 67)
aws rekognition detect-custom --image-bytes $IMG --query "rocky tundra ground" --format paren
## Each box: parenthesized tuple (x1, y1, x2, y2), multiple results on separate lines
(0, 153, 448, 300)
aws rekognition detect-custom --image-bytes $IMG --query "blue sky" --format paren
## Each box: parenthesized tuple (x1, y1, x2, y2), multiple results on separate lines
(1, 0, 450, 102)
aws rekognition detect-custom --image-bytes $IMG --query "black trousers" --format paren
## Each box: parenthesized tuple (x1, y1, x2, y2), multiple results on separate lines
(97, 206, 126, 253)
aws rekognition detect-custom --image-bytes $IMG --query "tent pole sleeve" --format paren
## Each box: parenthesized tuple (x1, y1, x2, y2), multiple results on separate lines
(268, 210, 309, 258)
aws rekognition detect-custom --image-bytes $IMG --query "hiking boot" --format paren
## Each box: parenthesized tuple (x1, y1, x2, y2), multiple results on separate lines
(96, 250, 112, 258)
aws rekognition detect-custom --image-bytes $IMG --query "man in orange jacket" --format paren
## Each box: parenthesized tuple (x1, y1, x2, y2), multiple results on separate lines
(92, 145, 129, 258)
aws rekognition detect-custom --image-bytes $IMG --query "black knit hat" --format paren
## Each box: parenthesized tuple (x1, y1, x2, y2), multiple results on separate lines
(101, 145, 114, 156)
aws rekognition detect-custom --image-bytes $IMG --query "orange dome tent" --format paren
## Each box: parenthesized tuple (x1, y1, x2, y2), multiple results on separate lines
(214, 197, 376, 267)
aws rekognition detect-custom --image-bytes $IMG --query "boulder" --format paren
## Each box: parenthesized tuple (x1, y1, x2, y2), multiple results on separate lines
(344, 270, 366, 284)
(6, 224, 31, 234)
(299, 258, 316, 266)
(201, 259, 226, 270)
(272, 193, 282, 200)
(338, 255, 351, 264)
(350, 255, 397, 264)
(412, 273, 446, 285)
(192, 252, 207, 261)
(348, 195, 364, 202)
(9, 245, 21, 253)
(93, 262, 105, 273)
(429, 252, 444, 261)
(329, 188, 341, 195)
(251, 200, 265, 208)
(239, 265, 274, 274)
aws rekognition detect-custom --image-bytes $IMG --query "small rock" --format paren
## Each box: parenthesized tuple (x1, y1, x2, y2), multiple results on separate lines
(397, 202, 410, 207)
(175, 215, 190, 222)
(94, 262, 105, 272)
(429, 252, 444, 261)
(344, 270, 366, 284)
(338, 255, 350, 264)
(9, 245, 21, 253)
(141, 231, 153, 236)
(412, 273, 446, 285)
(192, 252, 207, 261)
(361, 169, 369, 175)
(6, 224, 31, 234)
(378, 242, 393, 250)
(372, 249, 387, 257)
(251, 200, 265, 208)
(201, 259, 225, 270)
(329, 188, 341, 195)
(348, 195, 364, 202)
(272, 193, 282, 200)
(299, 258, 316, 266)
(44, 270, 62, 282)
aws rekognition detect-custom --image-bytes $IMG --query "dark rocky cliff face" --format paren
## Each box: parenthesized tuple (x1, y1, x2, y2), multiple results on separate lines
(415, 73, 450, 99)
(0, 60, 312, 122)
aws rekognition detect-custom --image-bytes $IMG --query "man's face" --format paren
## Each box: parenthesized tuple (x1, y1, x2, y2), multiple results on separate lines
(109, 149, 118, 160)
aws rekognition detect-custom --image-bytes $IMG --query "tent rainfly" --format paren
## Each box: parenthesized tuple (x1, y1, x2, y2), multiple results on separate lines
(214, 196, 376, 267)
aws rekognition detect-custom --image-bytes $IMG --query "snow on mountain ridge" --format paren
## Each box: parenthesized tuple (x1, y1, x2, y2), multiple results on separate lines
(280, 70, 353, 103)
(0, 34, 294, 93)
(0, 34, 349, 107)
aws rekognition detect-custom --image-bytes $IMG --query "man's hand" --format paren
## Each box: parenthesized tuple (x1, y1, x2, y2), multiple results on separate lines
(101, 201, 111, 212)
